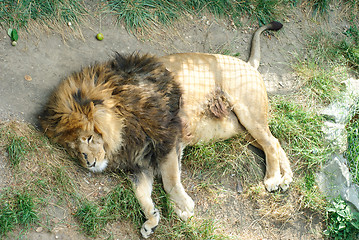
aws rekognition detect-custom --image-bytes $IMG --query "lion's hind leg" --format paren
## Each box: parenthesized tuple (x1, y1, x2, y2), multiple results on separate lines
(131, 171, 160, 239)
(233, 105, 293, 191)
(159, 145, 194, 220)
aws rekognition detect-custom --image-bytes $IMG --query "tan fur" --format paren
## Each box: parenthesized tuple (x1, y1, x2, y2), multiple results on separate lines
(41, 22, 292, 238)
(160, 52, 293, 192)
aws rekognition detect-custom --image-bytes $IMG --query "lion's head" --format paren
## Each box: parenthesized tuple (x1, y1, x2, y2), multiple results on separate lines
(67, 131, 108, 172)
(41, 63, 125, 173)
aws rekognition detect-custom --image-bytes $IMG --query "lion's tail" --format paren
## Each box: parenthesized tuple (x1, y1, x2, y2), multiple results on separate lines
(247, 21, 283, 70)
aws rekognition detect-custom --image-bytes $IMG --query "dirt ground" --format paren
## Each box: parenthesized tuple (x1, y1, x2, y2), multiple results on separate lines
(0, 5, 352, 240)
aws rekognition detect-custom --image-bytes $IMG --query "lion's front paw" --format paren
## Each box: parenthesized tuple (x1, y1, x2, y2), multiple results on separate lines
(140, 208, 160, 239)
(173, 195, 195, 221)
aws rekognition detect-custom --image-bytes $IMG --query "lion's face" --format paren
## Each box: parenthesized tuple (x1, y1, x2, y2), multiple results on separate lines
(68, 132, 108, 173)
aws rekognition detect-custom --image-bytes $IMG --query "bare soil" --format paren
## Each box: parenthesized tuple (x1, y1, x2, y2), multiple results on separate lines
(0, 5, 351, 240)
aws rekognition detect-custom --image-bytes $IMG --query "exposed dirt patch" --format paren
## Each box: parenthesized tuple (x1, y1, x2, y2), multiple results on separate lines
(0, 4, 351, 240)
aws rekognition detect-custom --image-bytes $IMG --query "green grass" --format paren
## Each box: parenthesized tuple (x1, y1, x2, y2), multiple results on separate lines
(346, 102, 359, 184)
(293, 20, 359, 104)
(269, 97, 330, 169)
(0, 190, 39, 237)
(268, 97, 333, 211)
(6, 134, 30, 166)
(74, 178, 225, 238)
(183, 138, 263, 185)
(0, 0, 87, 29)
(105, 0, 284, 33)
(105, 0, 186, 33)
(310, 0, 332, 16)
(74, 200, 107, 236)
(1, 0, 358, 36)
(74, 176, 144, 236)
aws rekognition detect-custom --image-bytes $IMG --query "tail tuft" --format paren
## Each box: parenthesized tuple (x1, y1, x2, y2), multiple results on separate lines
(268, 21, 283, 31)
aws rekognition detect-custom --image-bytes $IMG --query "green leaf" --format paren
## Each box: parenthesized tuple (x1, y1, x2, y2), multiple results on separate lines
(327, 207, 336, 212)
(8, 28, 13, 37)
(338, 222, 346, 230)
(11, 29, 18, 41)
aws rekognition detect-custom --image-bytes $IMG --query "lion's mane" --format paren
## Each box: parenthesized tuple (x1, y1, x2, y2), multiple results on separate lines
(41, 53, 182, 172)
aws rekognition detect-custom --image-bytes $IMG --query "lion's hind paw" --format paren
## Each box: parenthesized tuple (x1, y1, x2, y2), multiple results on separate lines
(279, 174, 293, 192)
(264, 176, 280, 192)
(264, 174, 293, 192)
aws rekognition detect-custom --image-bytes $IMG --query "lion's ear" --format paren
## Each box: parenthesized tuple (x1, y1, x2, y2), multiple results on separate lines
(80, 136, 87, 143)
(80, 135, 93, 143)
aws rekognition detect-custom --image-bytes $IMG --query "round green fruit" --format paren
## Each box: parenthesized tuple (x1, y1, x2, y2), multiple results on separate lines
(11, 41, 17, 46)
(96, 33, 104, 41)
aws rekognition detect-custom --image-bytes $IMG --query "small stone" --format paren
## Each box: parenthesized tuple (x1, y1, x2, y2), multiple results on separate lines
(67, 22, 72, 26)
(236, 181, 243, 194)
(36, 227, 43, 233)
(24, 75, 32, 81)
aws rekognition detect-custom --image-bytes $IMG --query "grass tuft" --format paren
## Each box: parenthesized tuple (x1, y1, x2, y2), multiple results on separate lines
(102, 183, 144, 226)
(75, 179, 143, 236)
(105, 0, 284, 33)
(0, 197, 18, 237)
(0, 0, 87, 29)
(105, 0, 185, 33)
(74, 201, 106, 236)
(269, 97, 329, 169)
(14, 192, 39, 227)
(292, 28, 359, 103)
(6, 135, 30, 167)
(0, 190, 39, 237)
(183, 138, 263, 184)
(310, 0, 332, 16)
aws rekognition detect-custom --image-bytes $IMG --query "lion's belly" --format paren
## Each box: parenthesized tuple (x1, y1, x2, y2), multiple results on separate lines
(180, 109, 243, 145)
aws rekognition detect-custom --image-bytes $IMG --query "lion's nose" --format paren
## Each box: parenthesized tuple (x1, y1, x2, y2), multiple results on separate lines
(87, 160, 96, 168)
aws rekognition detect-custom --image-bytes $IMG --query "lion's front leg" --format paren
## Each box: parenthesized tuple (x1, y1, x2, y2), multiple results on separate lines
(132, 171, 160, 239)
(159, 146, 194, 220)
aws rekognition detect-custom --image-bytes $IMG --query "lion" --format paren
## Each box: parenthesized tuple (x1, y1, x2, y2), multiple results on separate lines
(41, 21, 293, 238)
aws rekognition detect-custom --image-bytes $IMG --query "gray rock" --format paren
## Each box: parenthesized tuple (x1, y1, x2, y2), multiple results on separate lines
(316, 154, 359, 211)
(322, 121, 347, 153)
(320, 78, 359, 124)
(317, 78, 359, 210)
